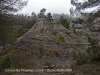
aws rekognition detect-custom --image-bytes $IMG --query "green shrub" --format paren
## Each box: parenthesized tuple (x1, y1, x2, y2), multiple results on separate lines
(52, 33, 65, 42)
(77, 52, 93, 65)
(87, 36, 100, 62)
(61, 19, 69, 29)
(77, 37, 100, 65)
(57, 33, 65, 41)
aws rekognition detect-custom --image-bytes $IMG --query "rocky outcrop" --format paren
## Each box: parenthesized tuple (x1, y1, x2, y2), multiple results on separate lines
(15, 14, 88, 65)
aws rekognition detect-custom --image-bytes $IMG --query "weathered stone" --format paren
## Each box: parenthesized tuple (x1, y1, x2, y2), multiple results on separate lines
(14, 14, 88, 65)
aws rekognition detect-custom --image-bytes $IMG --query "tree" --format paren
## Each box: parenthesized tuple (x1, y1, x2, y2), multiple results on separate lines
(70, 0, 100, 19)
(70, 0, 100, 31)
(0, 13, 13, 50)
(86, 36, 100, 61)
(59, 16, 64, 23)
(70, 0, 100, 15)
(61, 19, 69, 29)
(0, 0, 28, 50)
(25, 12, 37, 29)
(47, 12, 52, 22)
(40, 8, 46, 15)
(77, 37, 100, 64)
(31, 12, 37, 23)
(0, 0, 28, 13)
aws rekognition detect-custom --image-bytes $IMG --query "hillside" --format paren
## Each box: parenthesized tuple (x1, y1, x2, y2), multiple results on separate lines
(15, 14, 88, 62)
(0, 14, 90, 75)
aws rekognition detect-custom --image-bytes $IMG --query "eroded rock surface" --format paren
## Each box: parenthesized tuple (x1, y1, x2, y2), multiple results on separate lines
(14, 14, 88, 66)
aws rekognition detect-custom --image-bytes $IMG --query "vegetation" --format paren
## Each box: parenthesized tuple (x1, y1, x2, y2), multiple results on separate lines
(47, 12, 52, 22)
(77, 37, 100, 65)
(0, 13, 13, 50)
(0, 0, 28, 13)
(40, 8, 46, 15)
(0, 0, 28, 50)
(0, 56, 12, 71)
(61, 19, 69, 29)
(70, 0, 100, 15)
(0, 48, 29, 72)
(70, 0, 100, 31)
(52, 33, 65, 42)
(73, 29, 78, 35)
(12, 25, 25, 41)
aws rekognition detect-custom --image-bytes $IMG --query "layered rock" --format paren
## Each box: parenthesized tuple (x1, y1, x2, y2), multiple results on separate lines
(15, 14, 88, 65)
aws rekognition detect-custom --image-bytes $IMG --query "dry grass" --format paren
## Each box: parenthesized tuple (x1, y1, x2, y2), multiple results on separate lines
(0, 47, 30, 70)
(41, 46, 61, 57)
(8, 50, 29, 68)
(0, 40, 62, 71)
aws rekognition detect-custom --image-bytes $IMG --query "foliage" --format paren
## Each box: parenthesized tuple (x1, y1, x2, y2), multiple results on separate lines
(17, 25, 25, 35)
(77, 52, 93, 65)
(47, 12, 52, 22)
(13, 13, 37, 29)
(0, 13, 37, 48)
(52, 33, 65, 42)
(77, 37, 100, 65)
(70, 0, 100, 32)
(0, 56, 12, 71)
(70, 0, 100, 15)
(12, 25, 25, 43)
(57, 33, 65, 41)
(87, 36, 100, 61)
(0, 0, 28, 13)
(0, 13, 13, 50)
(40, 8, 46, 15)
(26, 12, 37, 29)
(13, 25, 24, 35)
(73, 29, 78, 35)
(0, 0, 28, 49)
(61, 19, 69, 29)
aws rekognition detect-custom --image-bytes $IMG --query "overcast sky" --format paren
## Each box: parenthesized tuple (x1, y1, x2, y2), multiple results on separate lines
(17, 0, 72, 15)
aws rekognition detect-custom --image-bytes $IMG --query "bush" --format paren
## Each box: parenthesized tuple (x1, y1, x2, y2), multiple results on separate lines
(61, 19, 69, 29)
(77, 52, 93, 65)
(77, 37, 100, 65)
(52, 33, 65, 42)
(57, 33, 65, 41)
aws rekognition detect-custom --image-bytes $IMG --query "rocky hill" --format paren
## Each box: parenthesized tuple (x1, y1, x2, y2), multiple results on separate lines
(0, 14, 90, 75)
(13, 14, 88, 65)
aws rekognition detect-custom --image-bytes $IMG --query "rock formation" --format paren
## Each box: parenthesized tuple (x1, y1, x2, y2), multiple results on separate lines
(14, 14, 88, 65)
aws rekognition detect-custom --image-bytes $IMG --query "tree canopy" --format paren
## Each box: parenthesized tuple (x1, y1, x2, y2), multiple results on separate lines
(47, 12, 52, 22)
(70, 0, 100, 15)
(0, 0, 28, 13)
(0, 0, 28, 50)
(40, 8, 46, 15)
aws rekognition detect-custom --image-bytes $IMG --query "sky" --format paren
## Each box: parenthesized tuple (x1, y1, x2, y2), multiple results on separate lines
(17, 0, 72, 15)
